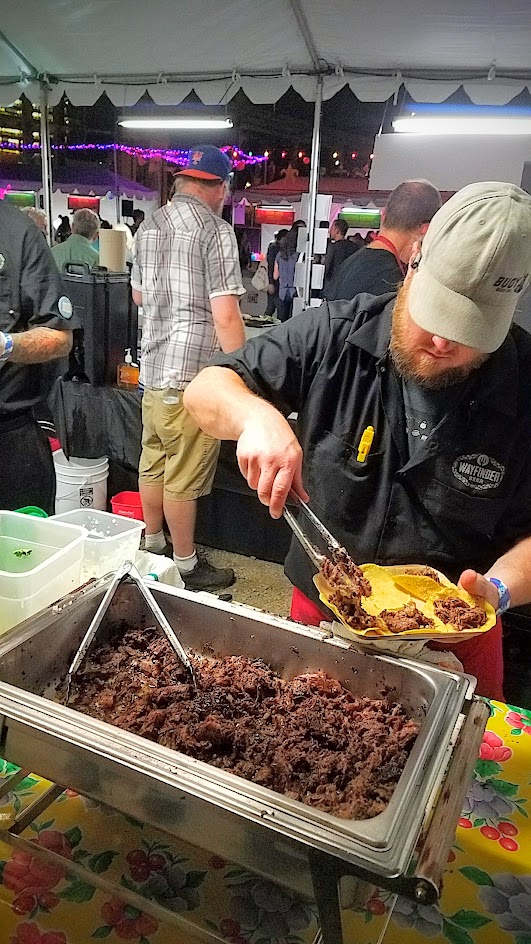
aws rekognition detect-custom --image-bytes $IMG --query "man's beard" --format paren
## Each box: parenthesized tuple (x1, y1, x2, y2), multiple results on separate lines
(390, 285, 489, 390)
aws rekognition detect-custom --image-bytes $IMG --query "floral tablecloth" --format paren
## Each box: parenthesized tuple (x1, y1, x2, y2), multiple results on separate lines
(0, 701, 530, 944)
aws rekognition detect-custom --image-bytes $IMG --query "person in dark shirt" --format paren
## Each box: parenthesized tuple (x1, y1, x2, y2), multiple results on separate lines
(273, 229, 299, 322)
(262, 228, 288, 317)
(0, 201, 77, 513)
(328, 180, 441, 301)
(129, 209, 145, 237)
(347, 232, 365, 252)
(321, 219, 358, 298)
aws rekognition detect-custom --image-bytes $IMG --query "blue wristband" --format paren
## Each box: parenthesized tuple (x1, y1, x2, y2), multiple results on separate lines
(489, 577, 511, 615)
(0, 332, 13, 361)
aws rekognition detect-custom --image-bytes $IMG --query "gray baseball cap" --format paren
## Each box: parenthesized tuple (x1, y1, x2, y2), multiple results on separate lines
(408, 181, 531, 353)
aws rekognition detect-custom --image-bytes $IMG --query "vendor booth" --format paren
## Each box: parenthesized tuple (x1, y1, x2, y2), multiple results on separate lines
(0, 162, 158, 228)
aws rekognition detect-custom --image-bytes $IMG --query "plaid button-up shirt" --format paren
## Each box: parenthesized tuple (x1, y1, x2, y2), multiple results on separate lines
(131, 193, 244, 389)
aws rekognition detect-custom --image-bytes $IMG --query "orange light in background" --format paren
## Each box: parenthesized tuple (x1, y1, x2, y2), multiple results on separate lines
(67, 195, 101, 212)
(255, 206, 295, 226)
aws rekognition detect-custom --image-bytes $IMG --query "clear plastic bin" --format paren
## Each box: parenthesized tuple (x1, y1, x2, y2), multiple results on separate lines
(53, 509, 145, 580)
(0, 511, 85, 633)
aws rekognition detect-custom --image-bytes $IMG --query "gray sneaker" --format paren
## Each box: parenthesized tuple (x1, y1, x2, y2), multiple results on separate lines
(183, 557, 235, 591)
(139, 539, 173, 558)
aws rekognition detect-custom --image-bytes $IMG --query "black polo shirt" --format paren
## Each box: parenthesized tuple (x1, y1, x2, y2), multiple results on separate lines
(328, 246, 403, 301)
(211, 294, 531, 611)
(0, 201, 74, 418)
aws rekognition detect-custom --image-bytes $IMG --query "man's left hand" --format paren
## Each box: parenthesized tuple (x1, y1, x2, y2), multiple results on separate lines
(458, 569, 499, 610)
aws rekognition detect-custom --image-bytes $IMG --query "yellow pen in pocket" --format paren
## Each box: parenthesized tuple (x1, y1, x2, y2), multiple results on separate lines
(357, 425, 375, 462)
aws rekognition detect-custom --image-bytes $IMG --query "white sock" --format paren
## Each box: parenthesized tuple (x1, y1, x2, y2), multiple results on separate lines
(144, 530, 166, 552)
(174, 551, 198, 575)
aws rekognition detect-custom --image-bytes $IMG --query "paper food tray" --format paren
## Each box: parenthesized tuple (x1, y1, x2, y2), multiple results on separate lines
(314, 563, 497, 645)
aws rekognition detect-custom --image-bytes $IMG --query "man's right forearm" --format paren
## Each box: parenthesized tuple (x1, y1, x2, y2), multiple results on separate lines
(185, 365, 309, 516)
(184, 366, 268, 439)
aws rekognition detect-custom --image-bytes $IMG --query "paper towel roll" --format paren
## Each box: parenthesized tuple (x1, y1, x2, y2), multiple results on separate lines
(99, 228, 127, 271)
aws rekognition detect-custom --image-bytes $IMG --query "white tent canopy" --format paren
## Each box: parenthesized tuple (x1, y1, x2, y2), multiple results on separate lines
(1, 0, 530, 108)
(2, 0, 530, 298)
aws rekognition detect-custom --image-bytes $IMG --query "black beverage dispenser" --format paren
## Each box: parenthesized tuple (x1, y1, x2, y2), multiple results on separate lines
(61, 263, 138, 385)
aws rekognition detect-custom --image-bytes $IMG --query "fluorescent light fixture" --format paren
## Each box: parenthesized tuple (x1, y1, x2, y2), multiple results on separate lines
(259, 204, 294, 210)
(393, 116, 531, 135)
(118, 116, 233, 130)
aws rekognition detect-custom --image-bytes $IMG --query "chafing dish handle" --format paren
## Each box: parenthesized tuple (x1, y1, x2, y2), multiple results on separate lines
(411, 697, 490, 904)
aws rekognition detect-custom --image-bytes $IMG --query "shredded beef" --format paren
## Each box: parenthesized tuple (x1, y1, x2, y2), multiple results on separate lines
(320, 549, 372, 599)
(319, 549, 375, 629)
(379, 603, 434, 634)
(62, 625, 419, 820)
(433, 596, 487, 630)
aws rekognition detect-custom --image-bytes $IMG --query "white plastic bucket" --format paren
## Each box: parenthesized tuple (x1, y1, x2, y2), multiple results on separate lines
(53, 450, 109, 514)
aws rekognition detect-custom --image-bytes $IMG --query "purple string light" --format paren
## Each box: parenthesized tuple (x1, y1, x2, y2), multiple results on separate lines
(1, 142, 266, 167)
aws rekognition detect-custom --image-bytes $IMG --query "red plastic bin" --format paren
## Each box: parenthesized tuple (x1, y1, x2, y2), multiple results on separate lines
(110, 491, 144, 521)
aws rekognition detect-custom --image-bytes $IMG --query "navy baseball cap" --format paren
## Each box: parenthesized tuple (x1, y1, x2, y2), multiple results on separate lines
(177, 145, 232, 181)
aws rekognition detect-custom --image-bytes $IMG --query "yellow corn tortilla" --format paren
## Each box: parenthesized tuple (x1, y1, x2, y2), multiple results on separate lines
(358, 563, 410, 614)
(391, 573, 443, 602)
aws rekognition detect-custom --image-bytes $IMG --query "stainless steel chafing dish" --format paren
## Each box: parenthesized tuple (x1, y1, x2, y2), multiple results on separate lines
(0, 577, 488, 944)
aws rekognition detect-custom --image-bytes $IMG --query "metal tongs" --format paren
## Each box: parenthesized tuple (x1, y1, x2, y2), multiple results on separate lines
(283, 490, 355, 571)
(65, 560, 197, 701)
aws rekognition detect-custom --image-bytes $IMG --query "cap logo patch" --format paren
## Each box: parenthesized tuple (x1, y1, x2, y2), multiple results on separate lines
(452, 453, 505, 491)
(191, 151, 204, 164)
(492, 274, 528, 293)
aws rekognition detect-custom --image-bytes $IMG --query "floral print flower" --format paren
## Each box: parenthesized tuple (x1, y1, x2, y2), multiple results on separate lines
(506, 707, 531, 736)
(141, 863, 203, 912)
(478, 872, 531, 933)
(2, 847, 65, 918)
(126, 848, 166, 883)
(479, 731, 512, 762)
(99, 897, 158, 940)
(392, 897, 443, 937)
(32, 830, 73, 860)
(9, 923, 68, 944)
(225, 876, 314, 940)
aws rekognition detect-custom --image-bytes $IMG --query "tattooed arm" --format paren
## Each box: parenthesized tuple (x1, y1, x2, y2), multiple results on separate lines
(7, 328, 72, 364)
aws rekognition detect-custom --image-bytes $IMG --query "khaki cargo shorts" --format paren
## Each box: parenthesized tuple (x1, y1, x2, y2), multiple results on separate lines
(139, 387, 220, 501)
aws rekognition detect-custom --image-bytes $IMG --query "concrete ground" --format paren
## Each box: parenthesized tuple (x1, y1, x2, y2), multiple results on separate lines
(198, 545, 293, 618)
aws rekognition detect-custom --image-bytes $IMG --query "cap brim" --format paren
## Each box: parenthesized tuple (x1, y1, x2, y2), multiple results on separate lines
(408, 265, 514, 354)
(176, 169, 225, 180)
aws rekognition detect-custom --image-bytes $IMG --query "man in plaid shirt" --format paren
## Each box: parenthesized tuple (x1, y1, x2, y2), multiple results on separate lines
(131, 146, 245, 590)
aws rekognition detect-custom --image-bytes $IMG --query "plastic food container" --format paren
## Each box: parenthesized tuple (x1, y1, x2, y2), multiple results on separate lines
(53, 509, 145, 580)
(110, 491, 144, 521)
(0, 511, 85, 634)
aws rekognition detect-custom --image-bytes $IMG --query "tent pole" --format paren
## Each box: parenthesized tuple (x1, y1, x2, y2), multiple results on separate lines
(303, 74, 323, 307)
(39, 81, 54, 247)
(113, 145, 121, 223)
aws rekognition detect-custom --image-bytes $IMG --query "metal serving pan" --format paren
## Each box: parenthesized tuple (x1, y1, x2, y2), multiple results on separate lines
(0, 577, 478, 899)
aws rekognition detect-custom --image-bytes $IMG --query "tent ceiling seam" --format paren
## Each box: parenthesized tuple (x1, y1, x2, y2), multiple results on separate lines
(0, 29, 38, 79)
(3, 66, 528, 86)
(285, 0, 322, 72)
